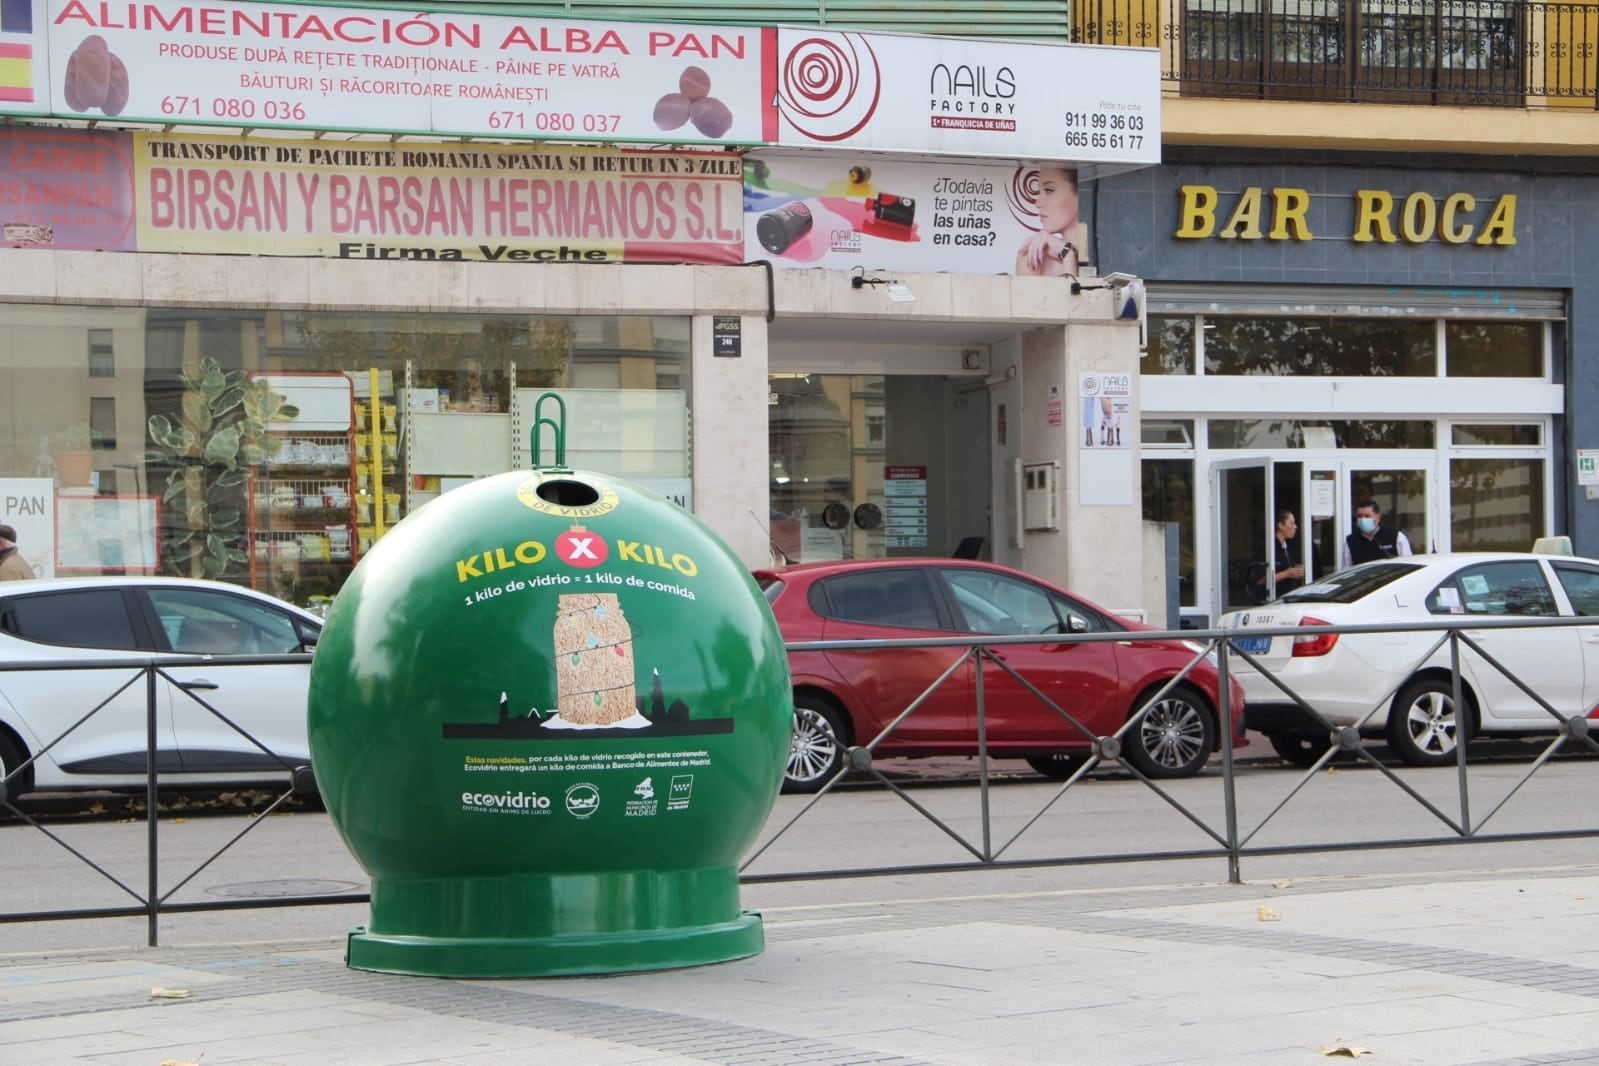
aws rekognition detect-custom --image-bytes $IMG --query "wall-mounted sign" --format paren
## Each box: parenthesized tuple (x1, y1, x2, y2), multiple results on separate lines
(0, 127, 745, 262)
(0, 0, 1162, 164)
(1078, 373, 1133, 506)
(32, 0, 772, 145)
(774, 28, 1160, 165)
(1579, 450, 1599, 487)
(1175, 185, 1518, 246)
(712, 316, 741, 357)
(745, 153, 1086, 276)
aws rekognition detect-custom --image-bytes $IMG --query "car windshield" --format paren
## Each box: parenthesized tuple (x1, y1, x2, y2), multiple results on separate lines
(1280, 561, 1423, 604)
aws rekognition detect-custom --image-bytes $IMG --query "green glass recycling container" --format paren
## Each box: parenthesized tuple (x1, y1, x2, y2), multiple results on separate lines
(308, 469, 792, 977)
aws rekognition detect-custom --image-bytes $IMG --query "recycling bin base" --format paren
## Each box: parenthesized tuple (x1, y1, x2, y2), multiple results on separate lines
(344, 867, 764, 978)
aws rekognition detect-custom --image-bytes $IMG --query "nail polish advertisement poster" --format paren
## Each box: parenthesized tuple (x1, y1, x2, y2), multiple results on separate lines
(1079, 371, 1133, 506)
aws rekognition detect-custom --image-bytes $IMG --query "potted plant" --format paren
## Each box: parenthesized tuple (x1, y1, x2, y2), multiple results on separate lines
(50, 423, 96, 487)
(145, 358, 299, 581)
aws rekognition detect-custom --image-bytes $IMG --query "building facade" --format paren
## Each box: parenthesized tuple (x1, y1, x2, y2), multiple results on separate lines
(0, 2, 1157, 617)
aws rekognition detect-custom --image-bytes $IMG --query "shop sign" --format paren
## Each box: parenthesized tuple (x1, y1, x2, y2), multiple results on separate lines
(22, 0, 772, 144)
(0, 0, 1163, 162)
(775, 28, 1160, 165)
(746, 153, 1085, 275)
(0, 478, 56, 578)
(1175, 185, 1518, 246)
(0, 126, 745, 262)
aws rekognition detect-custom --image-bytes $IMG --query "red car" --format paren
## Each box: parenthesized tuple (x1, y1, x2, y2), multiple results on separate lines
(754, 558, 1246, 792)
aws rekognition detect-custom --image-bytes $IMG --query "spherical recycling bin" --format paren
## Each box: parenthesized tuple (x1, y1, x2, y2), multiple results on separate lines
(308, 468, 793, 978)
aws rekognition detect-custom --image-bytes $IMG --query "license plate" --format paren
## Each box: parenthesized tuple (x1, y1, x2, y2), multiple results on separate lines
(1231, 635, 1271, 655)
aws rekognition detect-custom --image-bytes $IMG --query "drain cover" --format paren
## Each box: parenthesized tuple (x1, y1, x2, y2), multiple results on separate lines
(206, 879, 362, 898)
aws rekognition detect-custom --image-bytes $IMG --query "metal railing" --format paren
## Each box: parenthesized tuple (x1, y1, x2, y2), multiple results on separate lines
(1074, 0, 1599, 106)
(0, 653, 354, 944)
(742, 614, 1599, 883)
(4, 616, 1598, 941)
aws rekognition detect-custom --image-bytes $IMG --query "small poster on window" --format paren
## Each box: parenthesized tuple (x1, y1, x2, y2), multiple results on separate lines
(56, 495, 159, 573)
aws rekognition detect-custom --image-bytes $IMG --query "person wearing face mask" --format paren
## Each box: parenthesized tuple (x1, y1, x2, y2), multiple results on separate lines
(1340, 498, 1412, 570)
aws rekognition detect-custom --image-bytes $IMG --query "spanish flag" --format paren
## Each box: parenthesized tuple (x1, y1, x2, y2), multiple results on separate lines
(0, 0, 35, 104)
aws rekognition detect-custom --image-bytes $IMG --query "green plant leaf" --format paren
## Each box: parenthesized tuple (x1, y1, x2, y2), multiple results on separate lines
(277, 403, 301, 420)
(239, 444, 270, 465)
(148, 414, 174, 447)
(214, 468, 251, 488)
(209, 508, 242, 528)
(204, 424, 241, 465)
(162, 480, 188, 504)
(200, 363, 227, 403)
(226, 547, 250, 564)
(213, 384, 246, 417)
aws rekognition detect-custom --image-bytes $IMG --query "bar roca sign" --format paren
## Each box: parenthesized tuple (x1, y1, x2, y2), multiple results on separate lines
(1176, 184, 1518, 245)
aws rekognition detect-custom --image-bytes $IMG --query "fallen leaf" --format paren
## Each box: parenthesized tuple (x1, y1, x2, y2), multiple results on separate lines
(1317, 1045, 1372, 1058)
(1326, 767, 1342, 775)
(1273, 879, 1294, 889)
(1257, 906, 1281, 922)
(159, 1060, 201, 1066)
(172, 817, 186, 824)
(150, 987, 191, 999)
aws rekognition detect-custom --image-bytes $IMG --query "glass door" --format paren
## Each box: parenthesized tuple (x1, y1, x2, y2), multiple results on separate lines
(1212, 457, 1276, 617)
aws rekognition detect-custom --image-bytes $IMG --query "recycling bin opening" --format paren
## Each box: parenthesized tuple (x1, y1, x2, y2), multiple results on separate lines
(308, 467, 793, 978)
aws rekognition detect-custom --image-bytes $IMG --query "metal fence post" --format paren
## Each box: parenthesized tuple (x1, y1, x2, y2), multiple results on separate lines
(146, 663, 159, 947)
(1451, 630, 1472, 835)
(1219, 639, 1242, 884)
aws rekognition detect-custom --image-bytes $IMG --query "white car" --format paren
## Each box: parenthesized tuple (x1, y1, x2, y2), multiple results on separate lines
(0, 577, 321, 797)
(1218, 553, 1599, 767)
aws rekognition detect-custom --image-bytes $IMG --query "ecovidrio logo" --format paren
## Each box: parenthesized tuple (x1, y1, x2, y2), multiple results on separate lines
(460, 789, 553, 815)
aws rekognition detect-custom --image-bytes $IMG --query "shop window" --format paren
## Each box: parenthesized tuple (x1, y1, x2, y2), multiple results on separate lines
(1209, 419, 1434, 449)
(1452, 423, 1541, 446)
(1141, 420, 1193, 447)
(1202, 316, 1434, 376)
(1, 303, 691, 603)
(768, 373, 895, 565)
(87, 329, 114, 377)
(1142, 316, 1195, 375)
(89, 397, 116, 449)
(1445, 321, 1544, 377)
(1450, 457, 1545, 552)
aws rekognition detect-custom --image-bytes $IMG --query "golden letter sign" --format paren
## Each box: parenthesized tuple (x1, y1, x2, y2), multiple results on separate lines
(1176, 185, 1517, 245)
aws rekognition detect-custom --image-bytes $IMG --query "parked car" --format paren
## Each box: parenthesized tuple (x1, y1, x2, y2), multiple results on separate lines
(753, 558, 1246, 792)
(1217, 552, 1599, 768)
(0, 577, 322, 797)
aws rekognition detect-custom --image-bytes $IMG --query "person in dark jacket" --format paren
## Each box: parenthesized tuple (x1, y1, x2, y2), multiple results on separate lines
(1272, 509, 1305, 595)
(1340, 499, 1412, 570)
(0, 523, 34, 581)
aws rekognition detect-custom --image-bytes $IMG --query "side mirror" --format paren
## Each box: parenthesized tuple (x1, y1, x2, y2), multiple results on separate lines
(1067, 614, 1089, 634)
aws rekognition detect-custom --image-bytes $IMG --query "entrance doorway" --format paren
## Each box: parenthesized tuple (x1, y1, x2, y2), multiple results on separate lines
(1211, 456, 1435, 617)
(767, 373, 989, 565)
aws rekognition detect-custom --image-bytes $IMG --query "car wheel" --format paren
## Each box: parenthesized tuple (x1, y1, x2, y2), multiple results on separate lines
(1387, 677, 1469, 767)
(0, 731, 29, 802)
(1025, 753, 1087, 780)
(1125, 684, 1216, 779)
(1266, 731, 1334, 769)
(785, 696, 847, 794)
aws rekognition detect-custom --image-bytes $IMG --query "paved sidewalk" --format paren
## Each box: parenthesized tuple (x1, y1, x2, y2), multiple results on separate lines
(5, 867, 1599, 1065)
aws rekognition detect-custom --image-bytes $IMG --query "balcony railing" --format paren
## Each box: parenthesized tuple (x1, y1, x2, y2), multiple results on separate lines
(1074, 0, 1599, 106)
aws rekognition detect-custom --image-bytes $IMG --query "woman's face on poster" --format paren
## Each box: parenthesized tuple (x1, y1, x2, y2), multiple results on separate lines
(1036, 168, 1079, 237)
